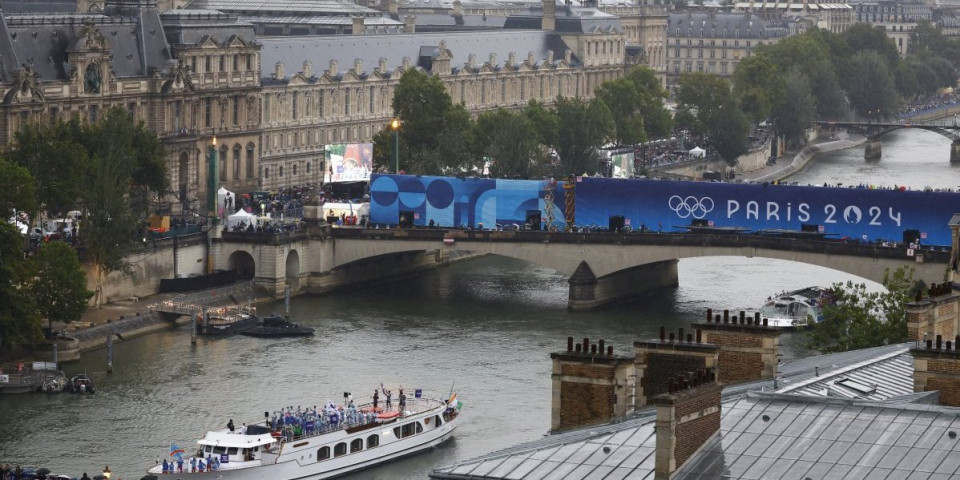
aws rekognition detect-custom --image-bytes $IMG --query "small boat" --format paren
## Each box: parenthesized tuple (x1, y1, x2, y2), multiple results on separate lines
(675, 219, 750, 235)
(196, 311, 260, 336)
(66, 374, 95, 394)
(238, 315, 315, 338)
(148, 390, 461, 479)
(758, 286, 832, 329)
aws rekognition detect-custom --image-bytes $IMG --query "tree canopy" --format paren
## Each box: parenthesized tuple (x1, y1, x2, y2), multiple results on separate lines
(29, 241, 93, 332)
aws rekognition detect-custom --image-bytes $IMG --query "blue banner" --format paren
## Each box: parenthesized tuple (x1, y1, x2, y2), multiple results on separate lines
(575, 177, 960, 245)
(370, 174, 567, 229)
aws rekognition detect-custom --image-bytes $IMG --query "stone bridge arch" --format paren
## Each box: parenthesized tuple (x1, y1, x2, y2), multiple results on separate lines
(286, 249, 301, 292)
(228, 250, 256, 280)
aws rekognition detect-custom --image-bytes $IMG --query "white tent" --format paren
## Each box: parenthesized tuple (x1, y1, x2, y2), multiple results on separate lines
(227, 209, 257, 229)
(217, 187, 235, 212)
(689, 146, 706, 158)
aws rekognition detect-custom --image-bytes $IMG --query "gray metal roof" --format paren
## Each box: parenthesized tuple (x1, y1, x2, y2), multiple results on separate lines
(430, 343, 947, 480)
(777, 346, 915, 401)
(667, 12, 789, 39)
(189, 0, 379, 16)
(0, 0, 79, 13)
(259, 30, 570, 79)
(504, 6, 624, 34)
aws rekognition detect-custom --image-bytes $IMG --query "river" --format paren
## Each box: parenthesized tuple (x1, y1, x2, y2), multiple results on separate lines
(0, 128, 956, 479)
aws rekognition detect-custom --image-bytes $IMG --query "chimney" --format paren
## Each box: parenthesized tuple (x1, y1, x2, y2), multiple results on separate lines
(563, 49, 572, 64)
(466, 53, 476, 71)
(488, 53, 497, 68)
(327, 60, 338, 77)
(380, 0, 398, 15)
(652, 369, 722, 480)
(378, 57, 388, 76)
(274, 62, 285, 80)
(692, 311, 780, 384)
(542, 0, 556, 31)
(912, 337, 960, 406)
(452, 0, 463, 16)
(507, 52, 517, 67)
(527, 51, 536, 66)
(633, 328, 719, 409)
(550, 337, 635, 432)
(352, 16, 365, 35)
(353, 58, 363, 76)
(906, 286, 960, 343)
(404, 15, 416, 33)
(302, 61, 312, 78)
(546, 49, 555, 65)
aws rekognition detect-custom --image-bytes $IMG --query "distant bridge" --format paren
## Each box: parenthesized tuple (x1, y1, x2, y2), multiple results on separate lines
(815, 119, 960, 162)
(213, 227, 953, 310)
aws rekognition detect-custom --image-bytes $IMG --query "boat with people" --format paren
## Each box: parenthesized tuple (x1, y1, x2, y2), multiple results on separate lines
(196, 309, 260, 336)
(757, 286, 832, 329)
(147, 388, 462, 479)
(238, 314, 315, 338)
(65, 374, 94, 394)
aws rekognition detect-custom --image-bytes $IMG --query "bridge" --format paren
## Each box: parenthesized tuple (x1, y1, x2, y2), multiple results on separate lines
(212, 226, 955, 310)
(815, 119, 960, 161)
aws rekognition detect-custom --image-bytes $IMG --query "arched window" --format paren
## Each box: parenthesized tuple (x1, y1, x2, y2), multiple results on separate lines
(350, 438, 363, 453)
(279, 165, 284, 177)
(306, 162, 311, 174)
(219, 146, 228, 181)
(233, 145, 241, 180)
(246, 144, 255, 179)
(367, 434, 379, 448)
(317, 447, 330, 461)
(264, 167, 270, 179)
(333, 443, 347, 457)
(293, 164, 297, 176)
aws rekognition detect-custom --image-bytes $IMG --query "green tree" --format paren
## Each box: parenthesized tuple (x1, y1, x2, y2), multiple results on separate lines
(708, 98, 750, 166)
(732, 55, 785, 123)
(5, 120, 86, 219)
(474, 109, 542, 178)
(594, 77, 646, 146)
(436, 103, 478, 174)
(842, 22, 901, 70)
(807, 266, 921, 353)
(770, 68, 817, 147)
(809, 59, 845, 119)
(846, 50, 899, 119)
(29, 241, 93, 332)
(553, 97, 615, 176)
(0, 222, 41, 348)
(674, 73, 731, 136)
(626, 66, 674, 140)
(523, 100, 559, 147)
(0, 157, 36, 219)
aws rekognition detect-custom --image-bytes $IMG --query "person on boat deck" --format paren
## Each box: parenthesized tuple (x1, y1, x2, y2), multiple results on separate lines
(399, 391, 407, 412)
(240, 422, 247, 434)
(381, 384, 392, 409)
(373, 389, 379, 409)
(162, 458, 169, 473)
(81, 474, 90, 480)
(197, 459, 205, 472)
(227, 419, 235, 432)
(190, 457, 196, 472)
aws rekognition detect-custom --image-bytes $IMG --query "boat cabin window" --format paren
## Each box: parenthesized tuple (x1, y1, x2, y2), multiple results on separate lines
(395, 422, 419, 438)
(435, 415, 443, 426)
(367, 434, 379, 448)
(227, 447, 238, 455)
(213, 446, 227, 455)
(334, 442, 347, 457)
(203, 446, 212, 454)
(317, 446, 330, 461)
(350, 438, 363, 453)
(416, 422, 423, 434)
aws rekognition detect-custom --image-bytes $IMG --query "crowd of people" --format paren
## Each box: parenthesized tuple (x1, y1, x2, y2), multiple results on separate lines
(898, 92, 960, 118)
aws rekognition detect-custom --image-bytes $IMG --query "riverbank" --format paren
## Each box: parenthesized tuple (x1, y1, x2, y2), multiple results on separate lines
(742, 130, 866, 183)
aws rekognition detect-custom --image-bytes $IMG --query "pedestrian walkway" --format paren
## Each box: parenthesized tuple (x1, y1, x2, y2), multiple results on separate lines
(742, 131, 864, 183)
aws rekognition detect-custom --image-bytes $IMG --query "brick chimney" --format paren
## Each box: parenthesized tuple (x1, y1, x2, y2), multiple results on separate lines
(652, 369, 721, 480)
(542, 0, 556, 30)
(352, 16, 365, 35)
(550, 337, 635, 432)
(906, 283, 960, 342)
(912, 334, 960, 406)
(404, 15, 416, 33)
(692, 309, 780, 384)
(634, 326, 718, 409)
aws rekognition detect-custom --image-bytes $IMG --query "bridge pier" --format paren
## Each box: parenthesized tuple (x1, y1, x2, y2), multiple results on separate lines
(864, 139, 882, 160)
(568, 259, 679, 310)
(951, 141, 960, 163)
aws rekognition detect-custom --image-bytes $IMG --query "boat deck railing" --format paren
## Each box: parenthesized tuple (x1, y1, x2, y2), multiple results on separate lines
(244, 397, 448, 444)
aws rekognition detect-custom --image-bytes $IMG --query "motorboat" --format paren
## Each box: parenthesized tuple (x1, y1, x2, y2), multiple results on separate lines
(758, 287, 832, 329)
(66, 374, 94, 394)
(196, 310, 260, 336)
(238, 314, 315, 338)
(147, 390, 461, 479)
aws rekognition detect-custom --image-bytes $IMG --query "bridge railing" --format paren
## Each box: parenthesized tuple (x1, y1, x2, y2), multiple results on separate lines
(330, 228, 952, 263)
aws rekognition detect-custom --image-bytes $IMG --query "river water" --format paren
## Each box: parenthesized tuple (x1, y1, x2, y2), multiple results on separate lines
(1, 129, 957, 479)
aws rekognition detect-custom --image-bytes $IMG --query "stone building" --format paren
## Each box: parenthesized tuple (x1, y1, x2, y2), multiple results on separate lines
(852, 0, 931, 54)
(0, 0, 657, 209)
(665, 11, 789, 94)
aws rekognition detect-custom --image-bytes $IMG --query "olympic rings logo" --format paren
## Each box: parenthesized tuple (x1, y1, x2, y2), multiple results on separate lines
(668, 195, 714, 219)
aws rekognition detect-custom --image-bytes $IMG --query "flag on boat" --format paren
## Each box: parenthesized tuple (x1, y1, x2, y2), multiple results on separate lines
(448, 393, 463, 411)
(170, 443, 185, 460)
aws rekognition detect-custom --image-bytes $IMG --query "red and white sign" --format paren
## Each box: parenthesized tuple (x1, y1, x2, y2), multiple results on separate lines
(920, 232, 927, 239)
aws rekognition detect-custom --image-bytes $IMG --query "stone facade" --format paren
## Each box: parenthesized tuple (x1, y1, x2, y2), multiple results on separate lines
(550, 337, 635, 432)
(913, 341, 960, 406)
(0, 0, 647, 212)
(906, 284, 960, 342)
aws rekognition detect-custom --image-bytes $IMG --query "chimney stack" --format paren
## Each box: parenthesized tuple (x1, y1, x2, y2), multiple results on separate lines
(352, 16, 365, 35)
(692, 312, 780, 384)
(652, 369, 722, 480)
(404, 15, 416, 33)
(550, 337, 634, 432)
(634, 328, 719, 409)
(542, 0, 556, 31)
(906, 286, 960, 343)
(912, 338, 960, 406)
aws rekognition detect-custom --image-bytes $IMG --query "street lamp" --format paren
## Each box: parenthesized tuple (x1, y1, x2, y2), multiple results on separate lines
(207, 133, 219, 222)
(390, 118, 401, 174)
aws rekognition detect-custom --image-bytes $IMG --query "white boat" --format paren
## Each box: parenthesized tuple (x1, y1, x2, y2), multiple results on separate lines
(148, 392, 461, 479)
(758, 287, 831, 329)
